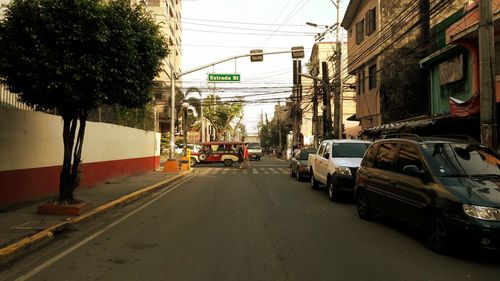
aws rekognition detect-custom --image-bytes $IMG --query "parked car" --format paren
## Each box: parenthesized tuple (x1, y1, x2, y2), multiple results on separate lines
(308, 139, 372, 201)
(247, 142, 262, 160)
(189, 141, 243, 167)
(290, 148, 316, 181)
(355, 134, 500, 253)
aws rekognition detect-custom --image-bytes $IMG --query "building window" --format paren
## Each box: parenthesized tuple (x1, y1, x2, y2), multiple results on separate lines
(358, 69, 365, 95)
(368, 64, 377, 90)
(356, 20, 364, 44)
(365, 8, 376, 35)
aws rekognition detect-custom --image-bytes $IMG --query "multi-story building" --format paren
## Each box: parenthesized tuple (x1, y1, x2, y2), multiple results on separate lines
(302, 41, 357, 146)
(143, 0, 182, 133)
(341, 0, 470, 134)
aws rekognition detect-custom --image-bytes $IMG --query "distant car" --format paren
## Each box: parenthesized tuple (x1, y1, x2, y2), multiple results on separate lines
(247, 142, 262, 160)
(290, 148, 316, 181)
(355, 134, 500, 253)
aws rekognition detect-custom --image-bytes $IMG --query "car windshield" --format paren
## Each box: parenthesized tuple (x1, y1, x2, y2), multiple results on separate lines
(332, 143, 370, 158)
(421, 143, 500, 177)
(299, 150, 315, 160)
(248, 143, 261, 149)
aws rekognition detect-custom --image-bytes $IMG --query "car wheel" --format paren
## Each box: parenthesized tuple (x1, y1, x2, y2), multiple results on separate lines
(223, 159, 233, 167)
(424, 213, 450, 254)
(327, 177, 340, 202)
(356, 189, 372, 220)
(296, 170, 301, 181)
(310, 171, 319, 190)
(189, 157, 197, 167)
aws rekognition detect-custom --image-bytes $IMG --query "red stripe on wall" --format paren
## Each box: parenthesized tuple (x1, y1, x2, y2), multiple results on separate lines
(0, 156, 159, 209)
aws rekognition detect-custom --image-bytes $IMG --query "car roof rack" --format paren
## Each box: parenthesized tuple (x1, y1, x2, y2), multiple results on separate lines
(380, 133, 423, 141)
(429, 134, 479, 143)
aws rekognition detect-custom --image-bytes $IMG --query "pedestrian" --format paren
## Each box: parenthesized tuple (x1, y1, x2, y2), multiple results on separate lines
(239, 143, 251, 169)
(237, 144, 244, 168)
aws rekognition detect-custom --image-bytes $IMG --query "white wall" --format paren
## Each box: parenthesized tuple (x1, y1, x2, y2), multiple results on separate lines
(0, 107, 160, 171)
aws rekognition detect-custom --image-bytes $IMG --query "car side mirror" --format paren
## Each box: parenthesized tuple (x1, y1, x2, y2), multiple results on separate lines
(403, 165, 426, 178)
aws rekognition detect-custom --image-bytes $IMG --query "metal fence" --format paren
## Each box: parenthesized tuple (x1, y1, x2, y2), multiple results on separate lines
(0, 84, 155, 131)
(0, 84, 34, 111)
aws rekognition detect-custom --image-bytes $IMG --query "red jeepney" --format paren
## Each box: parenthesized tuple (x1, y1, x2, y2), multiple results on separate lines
(190, 141, 243, 167)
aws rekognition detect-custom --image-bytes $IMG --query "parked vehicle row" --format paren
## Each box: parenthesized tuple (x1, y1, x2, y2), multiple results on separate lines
(307, 139, 371, 201)
(290, 148, 316, 181)
(291, 135, 500, 254)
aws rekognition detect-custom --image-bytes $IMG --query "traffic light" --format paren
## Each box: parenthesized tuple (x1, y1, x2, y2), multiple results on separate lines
(250, 49, 263, 62)
(291, 46, 304, 59)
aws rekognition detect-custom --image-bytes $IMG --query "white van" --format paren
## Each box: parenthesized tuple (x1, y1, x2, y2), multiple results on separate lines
(247, 142, 262, 161)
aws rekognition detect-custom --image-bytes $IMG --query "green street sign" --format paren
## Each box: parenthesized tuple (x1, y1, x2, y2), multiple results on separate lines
(208, 73, 241, 83)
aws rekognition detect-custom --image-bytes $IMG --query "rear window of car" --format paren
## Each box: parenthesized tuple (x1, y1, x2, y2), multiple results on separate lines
(373, 142, 398, 170)
(361, 143, 380, 167)
(299, 150, 315, 160)
(332, 143, 371, 158)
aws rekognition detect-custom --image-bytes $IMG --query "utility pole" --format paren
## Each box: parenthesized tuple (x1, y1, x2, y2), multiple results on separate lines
(479, 0, 498, 150)
(334, 0, 343, 139)
(278, 101, 282, 155)
(297, 60, 302, 147)
(313, 80, 319, 148)
(322, 61, 333, 139)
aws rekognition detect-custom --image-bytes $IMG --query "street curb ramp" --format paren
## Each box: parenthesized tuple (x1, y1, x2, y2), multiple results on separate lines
(0, 170, 194, 269)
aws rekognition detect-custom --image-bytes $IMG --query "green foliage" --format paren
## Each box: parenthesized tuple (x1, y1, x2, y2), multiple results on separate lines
(203, 94, 244, 140)
(160, 133, 169, 155)
(0, 0, 169, 116)
(258, 119, 287, 149)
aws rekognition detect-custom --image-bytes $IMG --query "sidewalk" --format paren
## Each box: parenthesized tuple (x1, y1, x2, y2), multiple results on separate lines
(0, 167, 193, 268)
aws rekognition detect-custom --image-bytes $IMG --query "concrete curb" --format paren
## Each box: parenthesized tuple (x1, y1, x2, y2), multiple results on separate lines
(0, 170, 195, 268)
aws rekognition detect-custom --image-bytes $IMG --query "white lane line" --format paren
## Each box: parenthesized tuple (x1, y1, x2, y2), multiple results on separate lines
(15, 175, 196, 281)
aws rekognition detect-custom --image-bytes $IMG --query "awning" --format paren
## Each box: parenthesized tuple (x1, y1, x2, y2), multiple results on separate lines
(360, 115, 448, 138)
(346, 114, 358, 121)
(360, 114, 480, 140)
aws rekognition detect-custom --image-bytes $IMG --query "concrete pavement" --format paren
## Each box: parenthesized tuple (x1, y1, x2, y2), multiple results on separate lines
(0, 168, 194, 269)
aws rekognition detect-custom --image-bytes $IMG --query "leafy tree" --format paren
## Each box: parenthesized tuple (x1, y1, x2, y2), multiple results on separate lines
(0, 0, 169, 203)
(203, 94, 244, 140)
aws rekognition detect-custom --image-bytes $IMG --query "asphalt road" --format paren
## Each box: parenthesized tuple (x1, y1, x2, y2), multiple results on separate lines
(3, 157, 500, 281)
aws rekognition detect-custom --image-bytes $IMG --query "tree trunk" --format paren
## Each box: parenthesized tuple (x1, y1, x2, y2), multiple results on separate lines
(59, 112, 88, 203)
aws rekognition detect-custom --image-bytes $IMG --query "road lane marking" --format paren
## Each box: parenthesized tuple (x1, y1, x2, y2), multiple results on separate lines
(15, 175, 195, 281)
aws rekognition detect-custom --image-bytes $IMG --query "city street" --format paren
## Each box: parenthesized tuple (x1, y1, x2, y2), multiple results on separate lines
(2, 156, 500, 281)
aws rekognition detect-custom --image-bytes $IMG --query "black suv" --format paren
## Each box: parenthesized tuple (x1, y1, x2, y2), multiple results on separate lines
(354, 135, 500, 253)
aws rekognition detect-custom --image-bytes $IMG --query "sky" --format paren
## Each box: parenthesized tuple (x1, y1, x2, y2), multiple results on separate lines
(181, 0, 347, 134)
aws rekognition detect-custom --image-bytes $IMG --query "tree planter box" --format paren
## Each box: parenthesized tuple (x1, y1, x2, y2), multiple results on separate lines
(37, 201, 92, 216)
